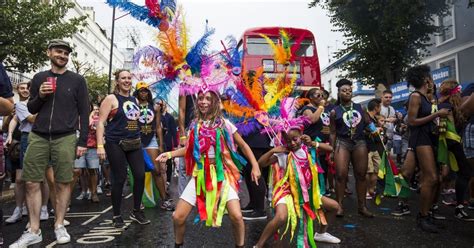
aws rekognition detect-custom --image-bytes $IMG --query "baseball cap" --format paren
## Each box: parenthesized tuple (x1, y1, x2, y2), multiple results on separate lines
(136, 81, 149, 90)
(48, 39, 72, 53)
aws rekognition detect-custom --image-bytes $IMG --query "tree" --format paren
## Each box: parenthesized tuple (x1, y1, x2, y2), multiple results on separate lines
(85, 72, 109, 104)
(309, 0, 451, 88)
(0, 1, 86, 72)
(71, 58, 96, 77)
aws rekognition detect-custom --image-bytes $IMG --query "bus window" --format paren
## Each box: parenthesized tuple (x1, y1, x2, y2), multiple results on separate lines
(246, 37, 277, 55)
(293, 40, 314, 57)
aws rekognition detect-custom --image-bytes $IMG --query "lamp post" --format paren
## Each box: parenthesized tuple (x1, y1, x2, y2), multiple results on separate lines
(107, 6, 116, 94)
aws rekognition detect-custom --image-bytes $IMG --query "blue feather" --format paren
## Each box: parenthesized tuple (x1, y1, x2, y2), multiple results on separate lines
(160, 0, 176, 13)
(149, 78, 177, 100)
(106, 1, 163, 28)
(185, 28, 215, 75)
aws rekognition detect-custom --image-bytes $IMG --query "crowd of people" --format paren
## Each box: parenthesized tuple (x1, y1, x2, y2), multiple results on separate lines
(0, 39, 473, 248)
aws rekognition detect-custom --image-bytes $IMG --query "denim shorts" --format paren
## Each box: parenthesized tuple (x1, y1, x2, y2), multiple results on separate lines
(144, 136, 159, 150)
(74, 148, 100, 169)
(335, 138, 366, 152)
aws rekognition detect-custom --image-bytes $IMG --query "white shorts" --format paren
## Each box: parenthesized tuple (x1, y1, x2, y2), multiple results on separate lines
(275, 196, 287, 206)
(144, 136, 159, 150)
(180, 177, 239, 206)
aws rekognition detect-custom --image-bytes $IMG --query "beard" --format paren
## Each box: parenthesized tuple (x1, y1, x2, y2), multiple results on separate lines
(50, 57, 68, 68)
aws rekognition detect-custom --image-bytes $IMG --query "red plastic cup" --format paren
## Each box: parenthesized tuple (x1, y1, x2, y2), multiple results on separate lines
(47, 77, 57, 92)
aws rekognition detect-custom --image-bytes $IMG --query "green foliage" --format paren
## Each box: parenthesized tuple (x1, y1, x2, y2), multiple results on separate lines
(309, 0, 451, 87)
(86, 72, 109, 105)
(0, 1, 86, 72)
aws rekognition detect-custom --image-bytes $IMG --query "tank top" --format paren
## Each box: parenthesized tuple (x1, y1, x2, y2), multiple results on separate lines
(105, 94, 141, 143)
(138, 102, 157, 146)
(408, 91, 435, 145)
(334, 102, 366, 140)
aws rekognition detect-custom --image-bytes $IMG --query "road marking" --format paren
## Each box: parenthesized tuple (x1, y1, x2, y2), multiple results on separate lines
(45, 241, 57, 248)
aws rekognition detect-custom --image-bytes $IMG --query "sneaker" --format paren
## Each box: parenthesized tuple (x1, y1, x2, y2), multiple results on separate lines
(455, 205, 474, 221)
(113, 216, 126, 229)
(241, 205, 254, 213)
(417, 213, 439, 233)
(22, 205, 28, 216)
(0, 233, 3, 246)
(468, 201, 474, 210)
(87, 191, 92, 200)
(54, 225, 71, 244)
(442, 197, 457, 207)
(391, 202, 411, 216)
(9, 229, 43, 248)
(40, 206, 49, 221)
(76, 191, 86, 200)
(6, 207, 22, 224)
(97, 186, 103, 195)
(91, 194, 100, 203)
(161, 199, 175, 211)
(429, 206, 446, 220)
(366, 193, 373, 200)
(313, 232, 341, 244)
(243, 210, 267, 221)
(130, 210, 151, 225)
(9, 182, 16, 189)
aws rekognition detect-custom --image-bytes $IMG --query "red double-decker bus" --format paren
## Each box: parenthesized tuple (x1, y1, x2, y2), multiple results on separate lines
(238, 27, 321, 89)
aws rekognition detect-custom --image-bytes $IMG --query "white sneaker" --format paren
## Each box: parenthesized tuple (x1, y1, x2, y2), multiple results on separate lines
(9, 229, 42, 248)
(314, 232, 341, 244)
(97, 186, 103, 195)
(40, 206, 49, 221)
(21, 206, 28, 216)
(6, 207, 22, 224)
(54, 225, 71, 244)
(9, 182, 15, 189)
(76, 191, 86, 200)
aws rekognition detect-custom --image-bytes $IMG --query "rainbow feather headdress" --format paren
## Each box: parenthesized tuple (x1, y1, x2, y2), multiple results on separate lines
(222, 68, 300, 137)
(179, 57, 233, 96)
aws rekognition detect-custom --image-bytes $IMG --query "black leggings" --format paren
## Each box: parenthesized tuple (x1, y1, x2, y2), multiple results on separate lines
(447, 140, 473, 204)
(243, 148, 269, 212)
(105, 142, 145, 216)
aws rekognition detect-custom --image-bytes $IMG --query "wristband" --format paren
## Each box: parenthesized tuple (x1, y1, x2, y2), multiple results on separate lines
(97, 144, 104, 148)
(314, 141, 320, 148)
(179, 136, 187, 140)
(167, 152, 172, 159)
(318, 105, 324, 110)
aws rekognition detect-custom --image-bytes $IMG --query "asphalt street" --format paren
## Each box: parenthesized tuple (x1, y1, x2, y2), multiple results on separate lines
(1, 171, 473, 247)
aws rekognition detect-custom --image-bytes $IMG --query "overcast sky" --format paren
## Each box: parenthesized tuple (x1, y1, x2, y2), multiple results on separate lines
(76, 0, 344, 69)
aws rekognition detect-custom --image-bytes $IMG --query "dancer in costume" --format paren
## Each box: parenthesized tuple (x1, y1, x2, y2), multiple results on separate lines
(157, 89, 261, 248)
(329, 79, 374, 217)
(97, 70, 150, 228)
(404, 65, 449, 233)
(254, 116, 341, 247)
(438, 80, 473, 221)
(133, 81, 175, 210)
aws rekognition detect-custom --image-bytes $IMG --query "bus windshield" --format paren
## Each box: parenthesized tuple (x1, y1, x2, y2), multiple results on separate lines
(246, 37, 314, 57)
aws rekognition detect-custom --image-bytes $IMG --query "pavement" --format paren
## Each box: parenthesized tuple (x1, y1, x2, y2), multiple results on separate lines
(1, 172, 474, 247)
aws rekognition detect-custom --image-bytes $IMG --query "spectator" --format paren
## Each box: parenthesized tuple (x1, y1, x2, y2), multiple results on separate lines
(365, 98, 382, 199)
(380, 90, 396, 152)
(5, 82, 50, 224)
(0, 61, 14, 247)
(160, 100, 177, 185)
(393, 112, 408, 164)
(10, 39, 89, 247)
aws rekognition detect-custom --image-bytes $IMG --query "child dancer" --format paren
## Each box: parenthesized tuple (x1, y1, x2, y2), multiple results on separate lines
(157, 89, 261, 248)
(254, 101, 341, 248)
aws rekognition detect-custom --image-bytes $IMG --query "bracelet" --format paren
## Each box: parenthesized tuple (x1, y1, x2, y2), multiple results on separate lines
(318, 105, 324, 110)
(313, 141, 320, 148)
(179, 136, 187, 140)
(166, 152, 172, 159)
(97, 144, 104, 148)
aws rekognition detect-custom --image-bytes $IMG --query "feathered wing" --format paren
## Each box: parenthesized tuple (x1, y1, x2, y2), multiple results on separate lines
(289, 33, 306, 62)
(157, 27, 186, 66)
(106, 1, 164, 27)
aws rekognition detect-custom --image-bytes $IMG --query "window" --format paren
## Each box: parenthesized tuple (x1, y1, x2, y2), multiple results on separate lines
(438, 55, 458, 81)
(437, 6, 455, 45)
(246, 37, 314, 57)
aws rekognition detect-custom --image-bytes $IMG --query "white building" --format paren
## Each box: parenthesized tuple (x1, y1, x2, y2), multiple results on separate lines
(66, 1, 125, 75)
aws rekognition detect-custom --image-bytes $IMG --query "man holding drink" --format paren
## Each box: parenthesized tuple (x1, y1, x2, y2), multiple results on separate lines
(10, 39, 89, 247)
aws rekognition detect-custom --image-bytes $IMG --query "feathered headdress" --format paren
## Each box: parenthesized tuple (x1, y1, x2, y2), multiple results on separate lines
(179, 57, 232, 96)
(106, 0, 176, 31)
(222, 69, 299, 136)
(267, 97, 310, 134)
(219, 36, 242, 76)
(259, 29, 305, 65)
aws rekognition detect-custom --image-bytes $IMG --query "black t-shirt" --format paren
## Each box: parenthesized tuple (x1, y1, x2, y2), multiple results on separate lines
(0, 63, 14, 99)
(461, 83, 474, 124)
